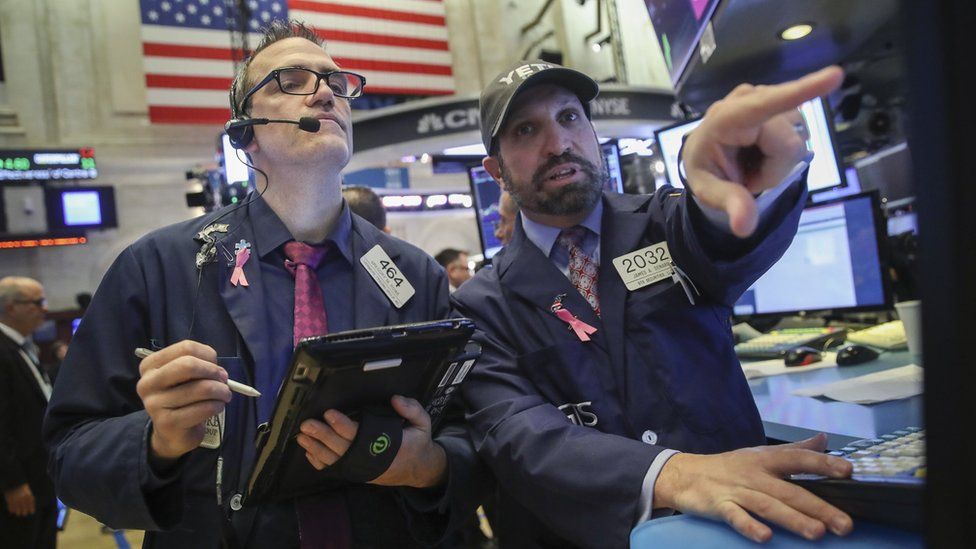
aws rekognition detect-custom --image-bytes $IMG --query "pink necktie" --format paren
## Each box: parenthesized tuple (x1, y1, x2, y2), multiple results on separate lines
(284, 240, 351, 549)
(558, 226, 601, 316)
(284, 241, 329, 346)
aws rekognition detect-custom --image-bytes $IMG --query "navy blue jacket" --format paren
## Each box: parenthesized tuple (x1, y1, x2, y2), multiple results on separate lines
(43, 198, 486, 548)
(451, 185, 807, 548)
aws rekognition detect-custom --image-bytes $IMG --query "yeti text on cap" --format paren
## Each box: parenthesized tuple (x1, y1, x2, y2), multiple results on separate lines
(497, 63, 557, 85)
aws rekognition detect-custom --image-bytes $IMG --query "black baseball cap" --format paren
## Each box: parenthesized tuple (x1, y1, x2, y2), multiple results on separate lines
(480, 60, 599, 154)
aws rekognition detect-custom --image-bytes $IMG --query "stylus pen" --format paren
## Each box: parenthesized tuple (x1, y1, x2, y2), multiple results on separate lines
(134, 347, 261, 398)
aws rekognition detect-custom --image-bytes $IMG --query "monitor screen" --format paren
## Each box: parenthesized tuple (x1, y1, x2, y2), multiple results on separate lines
(733, 191, 889, 317)
(654, 117, 702, 190)
(221, 134, 252, 185)
(601, 140, 625, 193)
(44, 186, 118, 230)
(468, 165, 504, 260)
(645, 0, 721, 87)
(654, 97, 846, 194)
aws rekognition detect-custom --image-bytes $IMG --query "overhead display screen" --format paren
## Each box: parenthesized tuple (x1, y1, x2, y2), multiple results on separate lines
(0, 148, 98, 181)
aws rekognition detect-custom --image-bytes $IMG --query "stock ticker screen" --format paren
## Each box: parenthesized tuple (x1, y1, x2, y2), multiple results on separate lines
(0, 148, 98, 181)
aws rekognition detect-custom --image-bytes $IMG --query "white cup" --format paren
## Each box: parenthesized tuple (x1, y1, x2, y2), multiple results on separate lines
(895, 300, 922, 365)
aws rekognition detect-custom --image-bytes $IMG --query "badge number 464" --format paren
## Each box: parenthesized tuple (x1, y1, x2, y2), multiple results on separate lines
(361, 244, 416, 308)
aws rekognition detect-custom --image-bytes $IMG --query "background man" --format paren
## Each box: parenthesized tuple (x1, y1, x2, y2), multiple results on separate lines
(342, 185, 390, 233)
(0, 276, 56, 549)
(435, 248, 473, 292)
(44, 21, 484, 548)
(452, 60, 852, 547)
(493, 191, 518, 246)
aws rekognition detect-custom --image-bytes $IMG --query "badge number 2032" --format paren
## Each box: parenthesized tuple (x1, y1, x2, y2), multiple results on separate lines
(612, 242, 674, 291)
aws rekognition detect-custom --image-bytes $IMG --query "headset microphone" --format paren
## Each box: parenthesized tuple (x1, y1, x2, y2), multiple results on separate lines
(224, 116, 322, 148)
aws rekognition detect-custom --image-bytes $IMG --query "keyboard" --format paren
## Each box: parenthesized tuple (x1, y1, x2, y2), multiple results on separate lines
(734, 328, 848, 359)
(789, 427, 924, 530)
(846, 320, 909, 350)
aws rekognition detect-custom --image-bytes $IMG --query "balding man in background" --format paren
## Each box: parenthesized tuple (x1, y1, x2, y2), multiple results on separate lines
(0, 277, 56, 549)
(343, 185, 390, 233)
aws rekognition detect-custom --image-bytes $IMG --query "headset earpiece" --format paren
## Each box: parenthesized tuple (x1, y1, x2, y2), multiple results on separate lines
(224, 119, 253, 149)
(225, 77, 253, 149)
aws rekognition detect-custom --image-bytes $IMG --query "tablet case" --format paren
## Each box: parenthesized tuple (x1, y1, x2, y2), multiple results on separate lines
(245, 318, 478, 503)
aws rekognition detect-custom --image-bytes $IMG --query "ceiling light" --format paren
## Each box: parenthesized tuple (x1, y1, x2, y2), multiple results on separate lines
(780, 23, 814, 41)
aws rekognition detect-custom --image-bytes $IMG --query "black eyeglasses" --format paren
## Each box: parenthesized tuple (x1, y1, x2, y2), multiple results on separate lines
(239, 67, 366, 113)
(15, 298, 47, 308)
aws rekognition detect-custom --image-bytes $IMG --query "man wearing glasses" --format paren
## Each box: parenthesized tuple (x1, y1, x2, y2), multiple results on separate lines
(0, 277, 55, 549)
(44, 21, 486, 548)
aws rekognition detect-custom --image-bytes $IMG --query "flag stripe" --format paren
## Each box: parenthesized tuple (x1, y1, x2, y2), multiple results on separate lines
(289, 1, 445, 26)
(325, 41, 452, 65)
(145, 49, 450, 76)
(293, 11, 448, 41)
(365, 85, 451, 95)
(148, 88, 230, 107)
(147, 74, 233, 90)
(315, 28, 448, 51)
(144, 57, 235, 78)
(144, 42, 234, 61)
(302, 0, 447, 17)
(333, 58, 453, 75)
(148, 70, 455, 101)
(149, 105, 230, 124)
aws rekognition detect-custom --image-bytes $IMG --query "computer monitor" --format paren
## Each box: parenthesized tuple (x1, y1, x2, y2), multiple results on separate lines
(654, 97, 847, 194)
(44, 185, 118, 230)
(600, 140, 625, 193)
(645, 0, 722, 87)
(733, 191, 890, 317)
(221, 133, 252, 185)
(467, 165, 504, 260)
(853, 142, 914, 203)
(654, 117, 702, 190)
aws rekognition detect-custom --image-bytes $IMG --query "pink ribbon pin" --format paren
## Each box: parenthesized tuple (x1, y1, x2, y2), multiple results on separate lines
(231, 246, 250, 287)
(551, 295, 598, 342)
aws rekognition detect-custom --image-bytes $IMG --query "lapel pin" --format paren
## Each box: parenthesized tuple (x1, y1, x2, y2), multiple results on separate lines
(550, 294, 597, 342)
(231, 239, 251, 287)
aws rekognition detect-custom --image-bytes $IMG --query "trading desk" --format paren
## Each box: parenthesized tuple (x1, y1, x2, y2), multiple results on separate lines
(747, 350, 924, 449)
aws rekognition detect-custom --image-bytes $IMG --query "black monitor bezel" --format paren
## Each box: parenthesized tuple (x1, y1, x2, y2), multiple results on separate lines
(43, 185, 118, 230)
(600, 139, 625, 193)
(465, 163, 500, 261)
(732, 189, 893, 320)
(653, 96, 848, 195)
(653, 115, 702, 188)
(651, 0, 723, 89)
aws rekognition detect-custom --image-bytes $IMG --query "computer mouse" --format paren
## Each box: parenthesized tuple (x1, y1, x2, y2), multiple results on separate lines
(836, 344, 881, 366)
(784, 346, 823, 367)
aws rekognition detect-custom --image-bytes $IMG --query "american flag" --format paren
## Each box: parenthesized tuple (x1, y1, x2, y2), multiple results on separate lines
(140, 0, 455, 124)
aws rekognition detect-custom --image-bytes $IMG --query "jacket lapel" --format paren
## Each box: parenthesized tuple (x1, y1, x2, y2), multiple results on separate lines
(598, 195, 655, 391)
(350, 217, 398, 329)
(215, 219, 272, 410)
(0, 333, 46, 403)
(497, 220, 609, 353)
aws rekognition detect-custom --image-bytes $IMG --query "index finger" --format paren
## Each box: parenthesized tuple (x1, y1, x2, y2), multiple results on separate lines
(721, 66, 844, 129)
(764, 448, 852, 479)
(138, 339, 217, 374)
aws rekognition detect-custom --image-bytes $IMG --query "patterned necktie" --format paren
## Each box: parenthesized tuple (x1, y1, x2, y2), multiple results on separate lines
(558, 226, 601, 316)
(284, 241, 330, 346)
(283, 240, 351, 549)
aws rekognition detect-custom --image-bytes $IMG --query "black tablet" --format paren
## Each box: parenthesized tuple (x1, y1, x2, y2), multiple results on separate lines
(245, 318, 478, 503)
